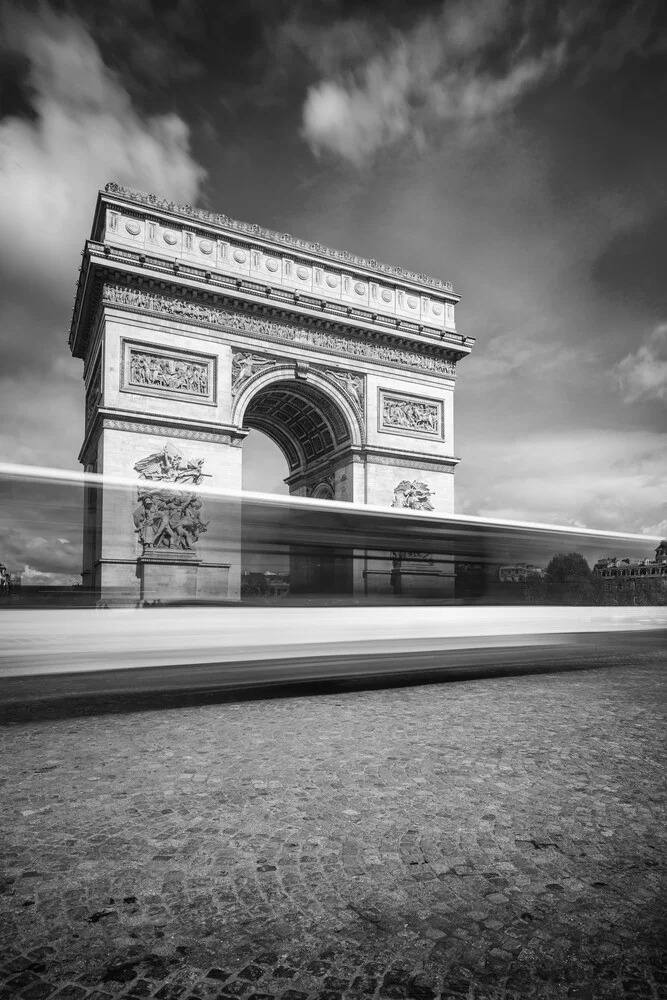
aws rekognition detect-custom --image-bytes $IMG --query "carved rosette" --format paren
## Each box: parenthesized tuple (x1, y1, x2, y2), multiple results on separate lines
(132, 443, 210, 554)
(391, 481, 435, 511)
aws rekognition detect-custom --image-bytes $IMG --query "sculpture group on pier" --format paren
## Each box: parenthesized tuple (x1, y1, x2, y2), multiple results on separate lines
(132, 443, 209, 553)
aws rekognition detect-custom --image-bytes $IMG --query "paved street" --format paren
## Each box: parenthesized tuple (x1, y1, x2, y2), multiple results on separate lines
(1, 651, 666, 1000)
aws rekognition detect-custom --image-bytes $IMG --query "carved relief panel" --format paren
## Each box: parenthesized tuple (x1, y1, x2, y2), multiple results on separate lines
(120, 340, 217, 405)
(132, 442, 210, 554)
(378, 389, 443, 438)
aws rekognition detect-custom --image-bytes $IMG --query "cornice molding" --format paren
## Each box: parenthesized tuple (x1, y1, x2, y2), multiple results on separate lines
(70, 242, 473, 359)
(78, 408, 247, 463)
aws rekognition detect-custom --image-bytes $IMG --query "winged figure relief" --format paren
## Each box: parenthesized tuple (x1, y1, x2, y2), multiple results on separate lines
(133, 443, 208, 485)
(391, 480, 435, 511)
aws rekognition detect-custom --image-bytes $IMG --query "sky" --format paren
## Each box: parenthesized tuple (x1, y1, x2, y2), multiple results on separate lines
(1, 0, 666, 582)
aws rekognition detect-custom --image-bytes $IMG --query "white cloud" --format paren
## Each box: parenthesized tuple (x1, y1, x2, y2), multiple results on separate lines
(0, 6, 205, 298)
(0, 5, 206, 468)
(299, 0, 664, 166)
(300, 1, 565, 164)
(611, 323, 667, 404)
(471, 332, 598, 380)
(303, 58, 412, 168)
(20, 565, 80, 587)
(456, 429, 667, 535)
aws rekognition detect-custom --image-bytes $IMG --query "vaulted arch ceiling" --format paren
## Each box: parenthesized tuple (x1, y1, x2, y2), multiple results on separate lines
(242, 380, 350, 472)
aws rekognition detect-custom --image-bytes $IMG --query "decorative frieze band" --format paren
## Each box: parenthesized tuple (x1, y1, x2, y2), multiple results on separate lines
(103, 284, 457, 378)
(99, 419, 240, 444)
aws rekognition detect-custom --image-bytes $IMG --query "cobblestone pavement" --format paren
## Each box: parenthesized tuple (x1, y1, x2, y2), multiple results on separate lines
(1, 654, 666, 1000)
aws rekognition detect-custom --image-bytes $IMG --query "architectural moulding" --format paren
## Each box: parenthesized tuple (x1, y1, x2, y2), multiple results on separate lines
(95, 283, 460, 379)
(78, 411, 247, 466)
(348, 447, 460, 473)
(88, 241, 466, 344)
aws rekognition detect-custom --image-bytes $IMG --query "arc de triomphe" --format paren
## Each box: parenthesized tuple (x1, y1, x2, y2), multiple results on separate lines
(69, 183, 474, 602)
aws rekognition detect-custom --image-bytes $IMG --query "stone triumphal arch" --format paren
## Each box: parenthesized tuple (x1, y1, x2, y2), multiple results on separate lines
(69, 183, 474, 602)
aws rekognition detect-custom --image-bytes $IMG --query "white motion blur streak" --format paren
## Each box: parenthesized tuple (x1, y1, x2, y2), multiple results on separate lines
(2, 606, 667, 678)
(0, 461, 664, 541)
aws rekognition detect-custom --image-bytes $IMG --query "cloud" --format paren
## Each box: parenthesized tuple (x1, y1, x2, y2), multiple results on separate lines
(0, 5, 205, 298)
(471, 333, 598, 380)
(302, 52, 413, 168)
(19, 565, 81, 587)
(299, 0, 562, 164)
(0, 524, 81, 579)
(456, 428, 667, 536)
(610, 323, 667, 404)
(0, 4, 206, 466)
(299, 0, 665, 165)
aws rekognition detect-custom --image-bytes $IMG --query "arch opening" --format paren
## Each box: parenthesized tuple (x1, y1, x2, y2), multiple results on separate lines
(239, 377, 358, 597)
(241, 378, 352, 477)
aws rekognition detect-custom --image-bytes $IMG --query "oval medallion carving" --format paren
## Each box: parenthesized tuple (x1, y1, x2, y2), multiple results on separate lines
(266, 258, 279, 272)
(233, 249, 247, 263)
(163, 230, 178, 245)
(381, 289, 392, 302)
(125, 220, 141, 236)
(297, 266, 309, 280)
(407, 296, 418, 309)
(199, 239, 213, 254)
(326, 275, 338, 288)
(355, 282, 366, 295)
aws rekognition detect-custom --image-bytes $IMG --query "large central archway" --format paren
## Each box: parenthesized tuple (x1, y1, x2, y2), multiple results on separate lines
(233, 366, 363, 501)
(235, 369, 363, 595)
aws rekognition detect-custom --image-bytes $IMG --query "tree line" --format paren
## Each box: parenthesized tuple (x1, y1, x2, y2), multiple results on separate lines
(459, 553, 667, 606)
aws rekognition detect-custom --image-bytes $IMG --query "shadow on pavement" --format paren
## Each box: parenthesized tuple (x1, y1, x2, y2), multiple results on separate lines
(0, 640, 642, 724)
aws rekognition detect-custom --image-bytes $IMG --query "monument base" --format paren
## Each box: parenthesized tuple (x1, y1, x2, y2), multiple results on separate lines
(392, 562, 455, 599)
(364, 554, 455, 599)
(138, 549, 201, 604)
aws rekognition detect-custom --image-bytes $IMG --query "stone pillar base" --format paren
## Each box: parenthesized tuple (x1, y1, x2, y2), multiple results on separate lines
(138, 549, 201, 603)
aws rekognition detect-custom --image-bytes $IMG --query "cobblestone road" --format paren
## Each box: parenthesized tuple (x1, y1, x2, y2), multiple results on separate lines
(1, 655, 666, 1000)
